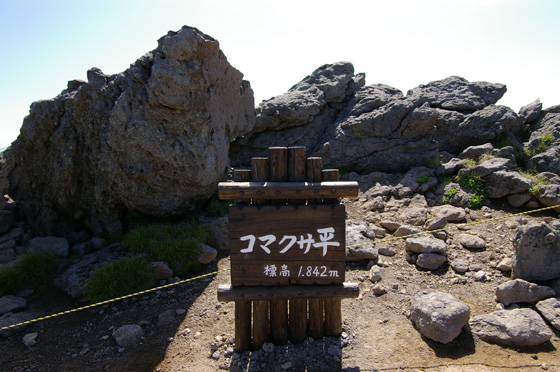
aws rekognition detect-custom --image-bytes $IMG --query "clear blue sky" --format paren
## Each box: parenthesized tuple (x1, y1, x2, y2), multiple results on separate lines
(1, 0, 559, 148)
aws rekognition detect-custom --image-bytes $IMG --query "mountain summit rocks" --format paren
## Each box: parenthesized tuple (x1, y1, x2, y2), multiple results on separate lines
(0, 26, 255, 236)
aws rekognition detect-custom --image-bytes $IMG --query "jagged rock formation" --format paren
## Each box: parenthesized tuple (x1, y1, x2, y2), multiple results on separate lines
(0, 26, 255, 236)
(230, 64, 518, 173)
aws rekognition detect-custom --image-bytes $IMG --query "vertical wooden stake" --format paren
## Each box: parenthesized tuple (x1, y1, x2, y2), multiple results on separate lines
(268, 147, 289, 345)
(307, 156, 325, 339)
(251, 157, 270, 348)
(288, 146, 308, 343)
(234, 300, 252, 352)
(322, 168, 343, 337)
(253, 300, 269, 350)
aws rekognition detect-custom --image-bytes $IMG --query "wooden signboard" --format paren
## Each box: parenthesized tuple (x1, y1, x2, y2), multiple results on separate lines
(229, 204, 346, 286)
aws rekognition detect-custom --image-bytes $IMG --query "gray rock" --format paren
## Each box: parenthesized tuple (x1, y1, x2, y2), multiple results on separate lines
(507, 193, 531, 208)
(0, 242, 16, 264)
(535, 297, 560, 331)
(471, 157, 514, 178)
(394, 225, 421, 238)
(496, 279, 555, 306)
(148, 261, 173, 280)
(550, 279, 560, 298)
(371, 284, 388, 296)
(496, 257, 513, 271)
(436, 158, 464, 176)
(27, 237, 69, 257)
(450, 257, 470, 273)
(455, 233, 486, 249)
(519, 99, 542, 124)
(524, 110, 560, 175)
(0, 312, 33, 337)
(346, 221, 377, 261)
(405, 235, 447, 255)
(424, 216, 448, 231)
(157, 309, 176, 326)
(22, 332, 38, 347)
(0, 228, 24, 245)
(397, 206, 428, 226)
(1, 26, 255, 237)
(0, 210, 14, 234)
(368, 265, 383, 283)
(459, 143, 494, 160)
(90, 237, 105, 250)
(204, 216, 229, 252)
(379, 220, 401, 232)
(416, 253, 447, 270)
(535, 183, 560, 212)
(197, 244, 217, 265)
(513, 221, 560, 281)
(409, 289, 470, 344)
(112, 324, 144, 347)
(484, 170, 532, 199)
(55, 249, 118, 298)
(393, 167, 436, 198)
(377, 246, 396, 256)
(469, 308, 552, 347)
(0, 296, 27, 316)
(430, 205, 467, 222)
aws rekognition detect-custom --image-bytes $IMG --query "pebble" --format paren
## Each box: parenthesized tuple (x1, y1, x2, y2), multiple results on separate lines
(281, 361, 293, 370)
(474, 270, 487, 282)
(79, 348, 89, 356)
(176, 308, 186, 315)
(211, 350, 221, 360)
(22, 332, 38, 347)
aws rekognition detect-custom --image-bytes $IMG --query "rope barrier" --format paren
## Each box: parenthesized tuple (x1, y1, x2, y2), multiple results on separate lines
(1, 203, 558, 333)
(0, 268, 230, 332)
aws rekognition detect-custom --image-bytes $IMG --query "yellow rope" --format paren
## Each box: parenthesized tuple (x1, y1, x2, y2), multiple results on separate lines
(0, 268, 230, 332)
(1, 203, 558, 333)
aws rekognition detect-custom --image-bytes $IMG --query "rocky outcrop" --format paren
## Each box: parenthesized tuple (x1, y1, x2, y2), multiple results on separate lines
(230, 68, 518, 174)
(524, 105, 560, 175)
(512, 221, 560, 281)
(0, 26, 255, 236)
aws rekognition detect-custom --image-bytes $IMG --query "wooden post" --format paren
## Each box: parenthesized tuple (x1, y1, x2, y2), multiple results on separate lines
(232, 169, 252, 351)
(251, 158, 269, 349)
(268, 147, 289, 345)
(307, 157, 325, 339)
(288, 146, 308, 343)
(322, 168, 343, 337)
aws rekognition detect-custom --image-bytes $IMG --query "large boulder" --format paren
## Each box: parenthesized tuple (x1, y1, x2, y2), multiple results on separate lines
(469, 308, 552, 348)
(0, 26, 255, 236)
(512, 221, 560, 281)
(409, 289, 470, 344)
(230, 68, 517, 174)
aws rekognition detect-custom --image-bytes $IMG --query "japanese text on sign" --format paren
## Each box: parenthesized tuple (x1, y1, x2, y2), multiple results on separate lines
(239, 227, 340, 257)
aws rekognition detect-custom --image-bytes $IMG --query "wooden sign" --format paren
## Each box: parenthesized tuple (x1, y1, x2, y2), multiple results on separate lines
(229, 204, 346, 286)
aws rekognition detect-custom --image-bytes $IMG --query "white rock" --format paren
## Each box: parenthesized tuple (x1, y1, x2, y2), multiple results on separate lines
(22, 332, 38, 347)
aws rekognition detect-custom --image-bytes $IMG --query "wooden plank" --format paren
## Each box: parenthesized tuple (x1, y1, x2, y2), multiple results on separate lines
(270, 299, 288, 345)
(251, 157, 268, 205)
(324, 298, 342, 337)
(308, 298, 324, 339)
(288, 146, 306, 204)
(217, 181, 359, 200)
(234, 300, 251, 352)
(217, 283, 360, 302)
(228, 204, 346, 286)
(322, 168, 343, 337)
(289, 299, 307, 343)
(253, 300, 269, 349)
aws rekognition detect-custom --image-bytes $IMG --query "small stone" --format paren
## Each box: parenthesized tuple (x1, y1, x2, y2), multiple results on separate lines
(456, 233, 486, 249)
(211, 350, 221, 360)
(0, 295, 27, 315)
(112, 324, 143, 347)
(197, 244, 218, 265)
(281, 361, 293, 370)
(496, 257, 513, 271)
(158, 309, 176, 326)
(474, 270, 486, 282)
(371, 284, 388, 296)
(79, 348, 89, 356)
(175, 308, 186, 315)
(378, 247, 396, 256)
(368, 265, 383, 283)
(22, 332, 38, 347)
(261, 341, 275, 353)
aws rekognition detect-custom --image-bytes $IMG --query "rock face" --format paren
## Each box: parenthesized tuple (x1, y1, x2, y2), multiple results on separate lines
(524, 105, 560, 175)
(231, 70, 516, 174)
(0, 26, 255, 236)
(512, 221, 560, 281)
(409, 290, 470, 344)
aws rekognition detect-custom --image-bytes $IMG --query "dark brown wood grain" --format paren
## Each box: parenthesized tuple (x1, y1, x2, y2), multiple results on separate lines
(252, 300, 269, 349)
(234, 300, 251, 352)
(217, 181, 358, 200)
(217, 283, 360, 301)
